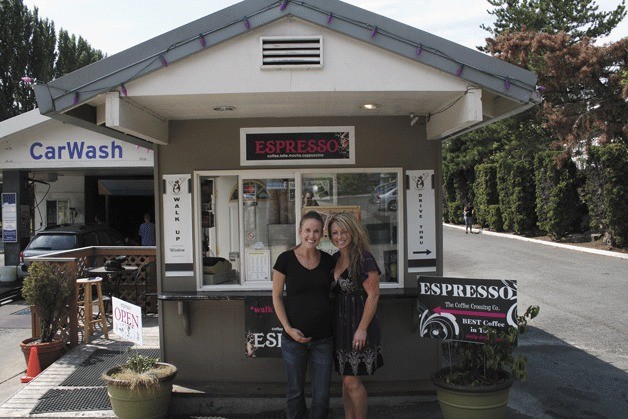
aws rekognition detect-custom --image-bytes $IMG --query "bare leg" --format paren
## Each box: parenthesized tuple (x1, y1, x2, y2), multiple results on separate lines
(342, 376, 368, 419)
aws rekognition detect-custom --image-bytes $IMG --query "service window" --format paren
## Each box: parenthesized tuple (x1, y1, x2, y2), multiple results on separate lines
(195, 169, 403, 290)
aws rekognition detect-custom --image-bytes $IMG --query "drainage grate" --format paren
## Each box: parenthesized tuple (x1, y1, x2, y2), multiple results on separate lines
(60, 348, 160, 387)
(31, 387, 110, 413)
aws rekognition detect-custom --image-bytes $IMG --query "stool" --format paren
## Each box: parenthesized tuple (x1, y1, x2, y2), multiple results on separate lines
(76, 277, 109, 343)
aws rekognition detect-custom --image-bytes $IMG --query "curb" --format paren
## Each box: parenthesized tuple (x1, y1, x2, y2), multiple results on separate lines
(444, 224, 628, 260)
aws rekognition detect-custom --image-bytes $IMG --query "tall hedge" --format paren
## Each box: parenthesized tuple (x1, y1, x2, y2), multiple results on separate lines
(534, 152, 582, 238)
(497, 157, 536, 234)
(473, 163, 498, 228)
(585, 144, 628, 247)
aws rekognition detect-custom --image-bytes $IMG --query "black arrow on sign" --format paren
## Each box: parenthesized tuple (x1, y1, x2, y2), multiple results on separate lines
(413, 249, 432, 255)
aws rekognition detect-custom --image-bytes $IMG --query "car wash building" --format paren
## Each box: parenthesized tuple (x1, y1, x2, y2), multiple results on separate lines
(0, 109, 154, 265)
(31, 0, 539, 393)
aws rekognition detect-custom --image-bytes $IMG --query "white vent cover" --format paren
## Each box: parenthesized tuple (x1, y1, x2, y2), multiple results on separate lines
(260, 36, 323, 69)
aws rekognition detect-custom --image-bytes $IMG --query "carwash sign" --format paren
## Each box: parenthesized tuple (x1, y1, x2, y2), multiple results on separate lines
(240, 126, 355, 166)
(416, 276, 518, 343)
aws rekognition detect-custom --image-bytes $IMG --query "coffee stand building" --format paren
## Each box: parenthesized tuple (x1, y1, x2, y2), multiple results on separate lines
(32, 0, 539, 393)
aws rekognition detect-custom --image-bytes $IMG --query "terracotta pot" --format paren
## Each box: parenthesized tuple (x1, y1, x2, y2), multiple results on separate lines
(431, 368, 514, 419)
(102, 362, 178, 419)
(20, 337, 66, 371)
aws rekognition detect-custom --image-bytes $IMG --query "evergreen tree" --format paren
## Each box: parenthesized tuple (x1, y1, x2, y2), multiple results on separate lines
(481, 0, 626, 43)
(0, 0, 103, 122)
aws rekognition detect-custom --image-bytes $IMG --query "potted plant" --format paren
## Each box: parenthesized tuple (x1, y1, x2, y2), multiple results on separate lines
(101, 351, 177, 419)
(431, 305, 540, 419)
(20, 261, 73, 370)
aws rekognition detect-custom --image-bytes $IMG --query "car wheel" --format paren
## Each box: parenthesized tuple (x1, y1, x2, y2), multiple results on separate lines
(388, 200, 398, 211)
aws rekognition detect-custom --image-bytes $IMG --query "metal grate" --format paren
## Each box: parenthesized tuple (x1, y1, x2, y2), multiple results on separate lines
(60, 348, 160, 387)
(261, 36, 322, 68)
(31, 387, 110, 413)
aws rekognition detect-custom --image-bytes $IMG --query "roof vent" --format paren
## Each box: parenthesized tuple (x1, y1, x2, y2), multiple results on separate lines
(261, 36, 323, 69)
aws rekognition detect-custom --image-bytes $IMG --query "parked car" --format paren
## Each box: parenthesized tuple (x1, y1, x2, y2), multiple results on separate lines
(377, 186, 398, 211)
(17, 224, 125, 278)
(369, 180, 397, 204)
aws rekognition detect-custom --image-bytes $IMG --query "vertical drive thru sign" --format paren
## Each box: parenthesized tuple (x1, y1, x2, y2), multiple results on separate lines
(406, 170, 436, 272)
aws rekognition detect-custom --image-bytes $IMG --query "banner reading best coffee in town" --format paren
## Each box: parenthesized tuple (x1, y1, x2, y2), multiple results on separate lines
(417, 276, 518, 343)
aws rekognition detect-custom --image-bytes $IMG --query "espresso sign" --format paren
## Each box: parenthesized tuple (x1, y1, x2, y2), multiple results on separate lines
(245, 296, 283, 358)
(417, 276, 518, 343)
(240, 127, 355, 166)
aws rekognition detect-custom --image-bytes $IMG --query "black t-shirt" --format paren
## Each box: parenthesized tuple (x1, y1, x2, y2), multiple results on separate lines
(273, 250, 334, 340)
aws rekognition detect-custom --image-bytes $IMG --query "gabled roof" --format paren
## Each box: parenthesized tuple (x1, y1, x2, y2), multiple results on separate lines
(33, 0, 540, 144)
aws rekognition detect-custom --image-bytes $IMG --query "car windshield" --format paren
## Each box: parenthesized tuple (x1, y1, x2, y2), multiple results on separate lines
(27, 234, 77, 251)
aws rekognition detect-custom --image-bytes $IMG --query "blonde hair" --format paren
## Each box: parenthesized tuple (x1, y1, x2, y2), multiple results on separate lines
(327, 212, 371, 282)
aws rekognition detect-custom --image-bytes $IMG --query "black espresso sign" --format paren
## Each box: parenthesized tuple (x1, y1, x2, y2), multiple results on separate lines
(240, 127, 354, 166)
(417, 276, 518, 343)
(244, 296, 283, 358)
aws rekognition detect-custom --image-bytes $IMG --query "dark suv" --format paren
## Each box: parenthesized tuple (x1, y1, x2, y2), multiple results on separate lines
(18, 224, 125, 278)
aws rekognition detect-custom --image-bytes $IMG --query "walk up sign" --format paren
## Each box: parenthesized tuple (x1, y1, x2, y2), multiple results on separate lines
(112, 297, 143, 345)
(417, 276, 517, 343)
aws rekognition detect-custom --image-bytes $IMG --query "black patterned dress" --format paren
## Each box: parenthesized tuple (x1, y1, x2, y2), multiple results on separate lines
(332, 251, 384, 376)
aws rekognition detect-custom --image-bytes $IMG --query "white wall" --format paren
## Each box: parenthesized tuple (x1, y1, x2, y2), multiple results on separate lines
(33, 175, 85, 232)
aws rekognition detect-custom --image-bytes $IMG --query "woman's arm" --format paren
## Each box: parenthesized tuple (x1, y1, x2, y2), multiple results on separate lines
(272, 269, 311, 343)
(353, 270, 380, 349)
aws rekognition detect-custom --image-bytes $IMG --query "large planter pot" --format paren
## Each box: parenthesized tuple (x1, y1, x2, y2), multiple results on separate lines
(20, 337, 66, 371)
(431, 368, 514, 419)
(102, 362, 177, 419)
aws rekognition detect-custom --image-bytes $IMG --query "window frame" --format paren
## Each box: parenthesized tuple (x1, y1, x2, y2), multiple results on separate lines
(194, 168, 404, 291)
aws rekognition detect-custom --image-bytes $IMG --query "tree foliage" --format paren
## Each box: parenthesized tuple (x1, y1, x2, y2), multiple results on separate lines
(481, 0, 626, 43)
(0, 0, 103, 122)
(488, 31, 627, 155)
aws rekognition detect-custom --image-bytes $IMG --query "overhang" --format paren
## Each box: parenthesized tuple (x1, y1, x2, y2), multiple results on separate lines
(32, 0, 540, 143)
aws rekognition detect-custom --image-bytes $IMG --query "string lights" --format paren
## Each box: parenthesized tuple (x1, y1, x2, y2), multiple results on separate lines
(40, 0, 533, 108)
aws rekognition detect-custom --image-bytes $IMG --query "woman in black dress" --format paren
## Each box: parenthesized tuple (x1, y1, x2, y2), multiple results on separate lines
(328, 212, 383, 419)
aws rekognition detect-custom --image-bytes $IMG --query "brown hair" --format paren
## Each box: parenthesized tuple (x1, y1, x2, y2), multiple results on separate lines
(327, 212, 371, 282)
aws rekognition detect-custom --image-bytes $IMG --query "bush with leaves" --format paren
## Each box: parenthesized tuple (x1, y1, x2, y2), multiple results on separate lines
(21, 262, 73, 343)
(438, 305, 540, 386)
(474, 164, 499, 228)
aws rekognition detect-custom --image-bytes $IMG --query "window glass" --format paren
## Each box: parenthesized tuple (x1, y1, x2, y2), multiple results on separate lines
(302, 171, 399, 283)
(197, 169, 401, 288)
(28, 234, 77, 251)
(241, 177, 295, 285)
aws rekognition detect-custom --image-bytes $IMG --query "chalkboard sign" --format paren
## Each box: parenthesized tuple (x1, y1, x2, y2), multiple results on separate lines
(417, 276, 518, 343)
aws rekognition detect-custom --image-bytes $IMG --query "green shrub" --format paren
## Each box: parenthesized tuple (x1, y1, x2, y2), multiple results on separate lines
(487, 205, 504, 231)
(586, 144, 628, 247)
(448, 201, 463, 224)
(473, 164, 498, 228)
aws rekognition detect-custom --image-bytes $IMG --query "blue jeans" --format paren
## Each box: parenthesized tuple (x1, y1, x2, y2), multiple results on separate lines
(281, 337, 333, 419)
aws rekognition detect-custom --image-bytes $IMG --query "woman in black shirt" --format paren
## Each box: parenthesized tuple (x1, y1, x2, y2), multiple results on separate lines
(272, 211, 335, 419)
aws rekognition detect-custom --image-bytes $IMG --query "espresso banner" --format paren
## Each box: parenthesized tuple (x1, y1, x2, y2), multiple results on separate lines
(240, 127, 354, 166)
(417, 276, 518, 343)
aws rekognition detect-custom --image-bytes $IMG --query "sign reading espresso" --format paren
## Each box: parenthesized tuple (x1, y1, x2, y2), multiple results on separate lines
(417, 276, 518, 343)
(240, 126, 355, 166)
